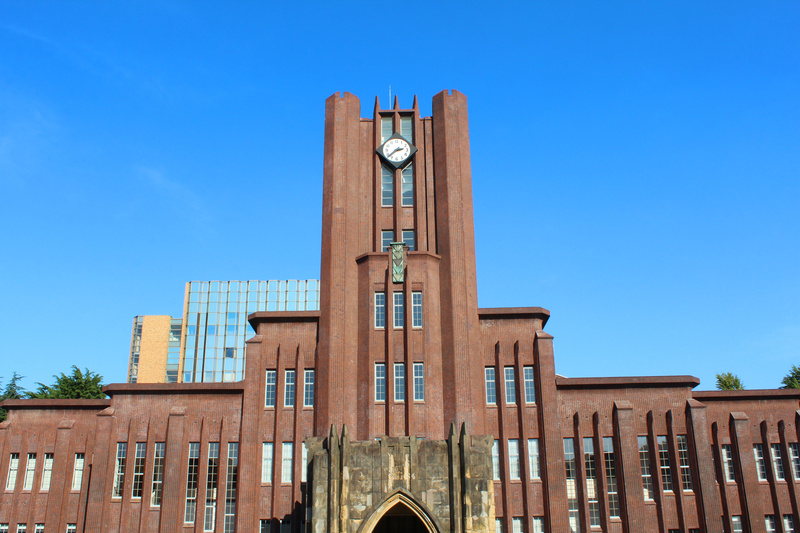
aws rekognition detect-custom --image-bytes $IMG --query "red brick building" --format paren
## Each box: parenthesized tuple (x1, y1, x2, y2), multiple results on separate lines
(2, 90, 799, 533)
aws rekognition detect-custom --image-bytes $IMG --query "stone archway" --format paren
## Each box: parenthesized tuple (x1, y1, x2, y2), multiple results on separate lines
(358, 491, 439, 533)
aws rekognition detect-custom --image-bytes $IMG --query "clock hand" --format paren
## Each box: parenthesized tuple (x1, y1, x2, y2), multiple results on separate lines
(389, 146, 403, 155)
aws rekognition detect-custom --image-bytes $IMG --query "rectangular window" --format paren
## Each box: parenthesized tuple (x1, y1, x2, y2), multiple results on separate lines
(5, 454, 18, 491)
(66, 526, 77, 533)
(485, 367, 497, 405)
(15, 527, 25, 533)
(657, 436, 673, 492)
(766, 515, 777, 533)
(301, 442, 308, 483)
(528, 439, 541, 479)
(400, 115, 412, 141)
(260, 520, 270, 533)
(381, 116, 393, 143)
(375, 363, 386, 402)
(304, 370, 315, 407)
(508, 439, 521, 480)
(492, 440, 500, 480)
(532, 518, 544, 533)
(40, 454, 53, 491)
(375, 293, 386, 329)
(523, 366, 535, 404)
(394, 363, 406, 402)
(771, 443, 786, 481)
(495, 518, 503, 533)
(381, 230, 394, 251)
(34, 526, 43, 533)
(132, 442, 146, 499)
(151, 443, 165, 506)
(721, 444, 736, 482)
(401, 164, 414, 207)
(393, 293, 404, 328)
(280, 520, 291, 533)
(281, 443, 293, 484)
(224, 443, 238, 533)
(185, 442, 200, 523)
(284, 369, 296, 407)
(564, 438, 581, 533)
(411, 291, 422, 328)
(71, 453, 84, 491)
(381, 166, 393, 207)
(789, 443, 800, 480)
(638, 436, 653, 500)
(112, 443, 127, 498)
(22, 453, 36, 490)
(676, 435, 693, 491)
(504, 367, 516, 404)
(603, 437, 620, 518)
(731, 516, 743, 533)
(265, 370, 277, 407)
(262, 442, 273, 484)
(413, 363, 424, 401)
(754, 444, 768, 481)
(402, 229, 415, 251)
(0, 525, 6, 533)
(583, 438, 600, 527)
(204, 443, 220, 531)
(512, 518, 523, 533)
(786, 515, 796, 533)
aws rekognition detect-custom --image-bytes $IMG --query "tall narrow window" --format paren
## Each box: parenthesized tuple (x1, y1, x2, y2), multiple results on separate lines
(265, 370, 277, 407)
(301, 442, 308, 483)
(112, 443, 127, 498)
(393, 293, 404, 328)
(281, 520, 291, 533)
(785, 515, 796, 533)
(284, 369, 296, 407)
(485, 367, 497, 405)
(224, 443, 238, 533)
(151, 443, 165, 506)
(381, 116, 393, 143)
(204, 443, 220, 531)
(400, 115, 412, 141)
(528, 439, 541, 479)
(495, 518, 503, 533)
(71, 453, 84, 491)
(375, 293, 386, 329)
(402, 229, 416, 251)
(789, 443, 800, 480)
(132, 442, 146, 499)
(6, 454, 19, 490)
(394, 363, 406, 402)
(375, 363, 386, 402)
(304, 370, 315, 407)
(532, 518, 544, 533)
(66, 526, 77, 533)
(185, 442, 200, 523)
(657, 436, 673, 492)
(603, 437, 620, 518)
(381, 166, 393, 207)
(411, 291, 423, 328)
(40, 454, 53, 491)
(676, 435, 693, 491)
(584, 438, 600, 527)
(508, 439, 521, 480)
(523, 366, 535, 404)
(754, 444, 768, 481)
(504, 367, 516, 404)
(638, 436, 653, 500)
(731, 516, 743, 533)
(381, 230, 394, 251)
(564, 438, 581, 533)
(766, 515, 777, 533)
(413, 363, 425, 401)
(771, 443, 786, 481)
(22, 453, 36, 490)
(281, 443, 293, 484)
(721, 444, 736, 482)
(512, 518, 523, 533)
(34, 525, 43, 533)
(401, 164, 413, 206)
(262, 443, 274, 484)
(492, 440, 500, 480)
(16, 527, 26, 533)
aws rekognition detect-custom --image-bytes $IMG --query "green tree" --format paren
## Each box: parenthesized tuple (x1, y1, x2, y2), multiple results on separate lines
(781, 365, 800, 389)
(27, 366, 106, 400)
(0, 372, 27, 421)
(716, 372, 745, 391)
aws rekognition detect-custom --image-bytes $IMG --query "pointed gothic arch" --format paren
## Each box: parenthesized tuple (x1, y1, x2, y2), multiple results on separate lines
(357, 489, 442, 533)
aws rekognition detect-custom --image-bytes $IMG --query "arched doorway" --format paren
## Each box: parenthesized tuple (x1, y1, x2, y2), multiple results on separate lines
(359, 491, 439, 533)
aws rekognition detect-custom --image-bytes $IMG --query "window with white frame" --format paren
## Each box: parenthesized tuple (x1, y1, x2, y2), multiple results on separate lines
(151, 443, 165, 506)
(531, 518, 544, 533)
(638, 437, 653, 500)
(40, 453, 53, 491)
(492, 440, 500, 480)
(789, 443, 800, 480)
(71, 453, 84, 491)
(512, 517, 523, 533)
(0, 525, 6, 533)
(584, 438, 600, 527)
(523, 366, 535, 404)
(281, 443, 293, 484)
(375, 293, 386, 329)
(564, 438, 581, 533)
(284, 369, 296, 407)
(528, 438, 540, 479)
(785, 515, 796, 533)
(402, 229, 415, 251)
(754, 444, 768, 481)
(262, 442, 273, 484)
(304, 370, 315, 407)
(265, 370, 277, 407)
(731, 516, 743, 533)
(411, 291, 422, 328)
(381, 116, 393, 143)
(375, 363, 386, 402)
(771, 443, 786, 481)
(33, 525, 43, 533)
(676, 435, 693, 491)
(721, 444, 736, 482)
(394, 363, 406, 402)
(204, 443, 220, 531)
(508, 439, 521, 480)
(401, 164, 413, 207)
(132, 442, 146, 499)
(766, 515, 777, 533)
(22, 453, 36, 490)
(485, 367, 497, 405)
(400, 115, 412, 141)
(603, 437, 620, 518)
(504, 367, 516, 404)
(657, 436, 673, 492)
(5, 454, 19, 491)
(184, 443, 200, 523)
(112, 444, 127, 498)
(393, 293, 404, 328)
(301, 442, 308, 483)
(66, 526, 77, 533)
(413, 362, 424, 401)
(381, 230, 394, 251)
(381, 166, 393, 207)
(495, 518, 503, 533)
(16, 526, 26, 533)
(224, 443, 238, 533)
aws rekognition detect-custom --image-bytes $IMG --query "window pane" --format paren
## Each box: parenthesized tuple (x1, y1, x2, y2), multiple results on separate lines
(265, 370, 277, 407)
(262, 442, 274, 484)
(284, 370, 295, 407)
(393, 293, 404, 328)
(381, 166, 393, 206)
(375, 293, 386, 329)
(282, 443, 293, 484)
(304, 370, 315, 407)
(402, 229, 415, 251)
(413, 362, 425, 401)
(375, 363, 386, 402)
(381, 230, 394, 251)
(509, 440, 520, 480)
(528, 439, 540, 480)
(113, 444, 127, 498)
(504, 367, 516, 404)
(411, 291, 422, 328)
(401, 164, 413, 206)
(492, 440, 500, 480)
(485, 367, 497, 405)
(523, 366, 535, 404)
(394, 363, 406, 402)
(151, 443, 165, 506)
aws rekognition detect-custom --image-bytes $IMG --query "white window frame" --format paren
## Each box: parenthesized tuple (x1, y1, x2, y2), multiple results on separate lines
(262, 442, 274, 484)
(528, 438, 540, 479)
(40, 453, 53, 491)
(485, 367, 497, 405)
(71, 453, 84, 491)
(6, 453, 19, 491)
(393, 292, 404, 329)
(281, 442, 293, 484)
(394, 363, 406, 402)
(112, 443, 127, 498)
(131, 442, 146, 499)
(771, 443, 786, 481)
(508, 439, 521, 480)
(284, 369, 296, 407)
(381, 166, 393, 207)
(401, 164, 414, 207)
(303, 370, 315, 407)
(151, 443, 165, 507)
(411, 291, 422, 328)
(522, 366, 535, 404)
(412, 362, 424, 402)
(721, 444, 736, 482)
(381, 230, 394, 251)
(22, 453, 36, 491)
(402, 229, 415, 251)
(375, 363, 386, 402)
(265, 370, 277, 407)
(374, 292, 386, 329)
(504, 367, 516, 404)
(754, 444, 767, 481)
(492, 440, 501, 480)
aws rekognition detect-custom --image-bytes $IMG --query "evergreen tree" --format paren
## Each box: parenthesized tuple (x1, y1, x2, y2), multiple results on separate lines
(27, 366, 106, 400)
(716, 372, 745, 391)
(781, 365, 800, 389)
(0, 372, 27, 421)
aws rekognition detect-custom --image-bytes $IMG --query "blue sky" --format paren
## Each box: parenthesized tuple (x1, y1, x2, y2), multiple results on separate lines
(1, 2, 798, 392)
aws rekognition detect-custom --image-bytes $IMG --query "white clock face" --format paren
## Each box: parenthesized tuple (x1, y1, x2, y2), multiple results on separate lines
(382, 138, 411, 163)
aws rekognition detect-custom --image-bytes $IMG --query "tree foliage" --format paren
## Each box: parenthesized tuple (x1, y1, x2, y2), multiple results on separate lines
(0, 372, 26, 421)
(26, 366, 106, 400)
(781, 365, 800, 389)
(716, 372, 745, 391)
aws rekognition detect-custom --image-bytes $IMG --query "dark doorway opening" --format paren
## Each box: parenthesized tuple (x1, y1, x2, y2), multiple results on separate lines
(370, 503, 430, 533)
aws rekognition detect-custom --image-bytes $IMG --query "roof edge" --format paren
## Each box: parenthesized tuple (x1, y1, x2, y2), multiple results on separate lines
(1, 398, 112, 409)
(693, 389, 800, 400)
(103, 382, 245, 396)
(556, 375, 700, 390)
